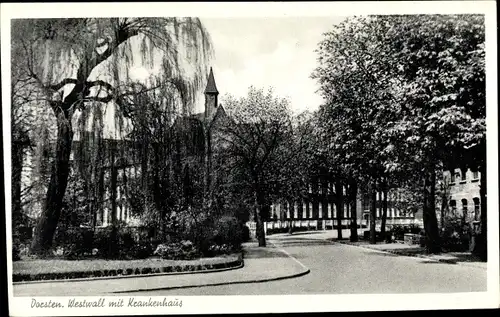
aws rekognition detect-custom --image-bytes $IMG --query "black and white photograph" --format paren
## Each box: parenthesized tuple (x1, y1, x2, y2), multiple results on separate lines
(2, 1, 498, 316)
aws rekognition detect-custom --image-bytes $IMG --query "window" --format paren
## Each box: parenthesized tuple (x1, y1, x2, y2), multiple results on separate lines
(450, 171, 456, 183)
(450, 200, 457, 215)
(460, 170, 467, 182)
(473, 198, 480, 221)
(472, 171, 479, 180)
(461, 199, 468, 218)
(363, 194, 370, 211)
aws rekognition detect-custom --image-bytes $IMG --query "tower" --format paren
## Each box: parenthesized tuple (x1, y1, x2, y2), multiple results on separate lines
(203, 67, 218, 197)
(204, 67, 219, 122)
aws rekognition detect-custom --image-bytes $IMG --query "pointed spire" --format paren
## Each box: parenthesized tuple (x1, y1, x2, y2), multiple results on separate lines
(204, 67, 219, 94)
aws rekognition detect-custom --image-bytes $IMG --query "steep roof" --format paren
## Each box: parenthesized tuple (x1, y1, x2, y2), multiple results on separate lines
(204, 67, 219, 94)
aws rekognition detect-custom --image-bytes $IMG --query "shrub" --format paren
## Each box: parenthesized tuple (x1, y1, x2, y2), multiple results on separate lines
(408, 224, 422, 234)
(197, 216, 244, 256)
(390, 225, 406, 241)
(154, 240, 198, 260)
(12, 244, 21, 261)
(363, 230, 385, 242)
(441, 217, 470, 252)
(130, 241, 153, 259)
(53, 227, 94, 259)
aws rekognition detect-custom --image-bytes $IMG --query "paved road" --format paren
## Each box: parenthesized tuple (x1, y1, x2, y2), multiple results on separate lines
(125, 233, 487, 295)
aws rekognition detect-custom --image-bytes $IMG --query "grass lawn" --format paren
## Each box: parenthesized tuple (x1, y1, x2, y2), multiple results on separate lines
(13, 254, 240, 276)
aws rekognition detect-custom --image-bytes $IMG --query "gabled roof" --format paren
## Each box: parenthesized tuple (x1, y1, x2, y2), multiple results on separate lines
(204, 67, 219, 94)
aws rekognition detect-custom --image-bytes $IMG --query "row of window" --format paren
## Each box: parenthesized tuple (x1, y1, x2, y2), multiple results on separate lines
(450, 169, 480, 183)
(449, 197, 480, 221)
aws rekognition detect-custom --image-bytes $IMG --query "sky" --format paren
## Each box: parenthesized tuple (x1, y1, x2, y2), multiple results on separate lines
(195, 17, 347, 114)
(74, 16, 348, 138)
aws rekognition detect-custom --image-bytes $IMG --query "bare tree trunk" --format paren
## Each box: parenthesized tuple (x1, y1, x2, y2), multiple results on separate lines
(109, 147, 119, 258)
(12, 141, 25, 230)
(423, 165, 441, 254)
(31, 109, 73, 256)
(380, 181, 388, 239)
(369, 181, 377, 244)
(473, 163, 487, 260)
(349, 179, 359, 242)
(335, 181, 344, 240)
(254, 194, 266, 247)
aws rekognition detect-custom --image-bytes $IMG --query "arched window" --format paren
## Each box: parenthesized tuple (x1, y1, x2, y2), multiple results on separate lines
(450, 200, 457, 215)
(473, 198, 480, 221)
(461, 199, 468, 218)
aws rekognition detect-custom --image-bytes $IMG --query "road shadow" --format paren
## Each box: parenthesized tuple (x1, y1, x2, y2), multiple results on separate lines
(418, 260, 457, 265)
(272, 239, 338, 248)
(272, 231, 326, 237)
(446, 252, 484, 263)
(360, 251, 400, 258)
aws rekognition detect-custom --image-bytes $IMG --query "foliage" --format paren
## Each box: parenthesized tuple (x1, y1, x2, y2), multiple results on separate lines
(11, 17, 213, 255)
(53, 227, 95, 259)
(206, 216, 244, 250)
(218, 87, 294, 246)
(440, 216, 470, 252)
(389, 224, 422, 241)
(312, 15, 485, 251)
(153, 241, 198, 260)
(12, 241, 22, 262)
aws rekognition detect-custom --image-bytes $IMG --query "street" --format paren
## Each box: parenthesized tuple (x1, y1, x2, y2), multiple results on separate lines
(124, 232, 487, 295)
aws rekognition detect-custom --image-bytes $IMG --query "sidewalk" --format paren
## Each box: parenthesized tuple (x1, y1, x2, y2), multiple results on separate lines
(13, 242, 310, 296)
(337, 241, 487, 269)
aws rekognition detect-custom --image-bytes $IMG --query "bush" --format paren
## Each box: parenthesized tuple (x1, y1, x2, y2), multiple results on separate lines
(441, 217, 470, 252)
(154, 240, 198, 260)
(53, 227, 94, 259)
(130, 241, 153, 259)
(390, 225, 406, 241)
(211, 216, 243, 248)
(93, 226, 152, 259)
(388, 224, 422, 242)
(12, 244, 21, 261)
(363, 230, 386, 242)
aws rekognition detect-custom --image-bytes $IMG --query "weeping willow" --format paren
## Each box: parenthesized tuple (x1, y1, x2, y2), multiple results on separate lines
(11, 17, 213, 255)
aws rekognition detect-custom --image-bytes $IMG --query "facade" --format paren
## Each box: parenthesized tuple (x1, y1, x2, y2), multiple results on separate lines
(268, 184, 423, 232)
(441, 167, 482, 226)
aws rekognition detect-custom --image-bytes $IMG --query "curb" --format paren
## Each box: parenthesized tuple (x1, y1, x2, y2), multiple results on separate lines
(13, 254, 243, 284)
(112, 250, 310, 294)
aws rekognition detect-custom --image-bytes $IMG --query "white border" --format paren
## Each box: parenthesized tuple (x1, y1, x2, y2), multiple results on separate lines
(2, 1, 498, 316)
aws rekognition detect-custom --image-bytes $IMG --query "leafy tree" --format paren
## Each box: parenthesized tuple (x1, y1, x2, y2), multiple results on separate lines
(381, 14, 485, 254)
(313, 16, 397, 244)
(313, 15, 485, 253)
(218, 87, 293, 247)
(11, 18, 213, 255)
